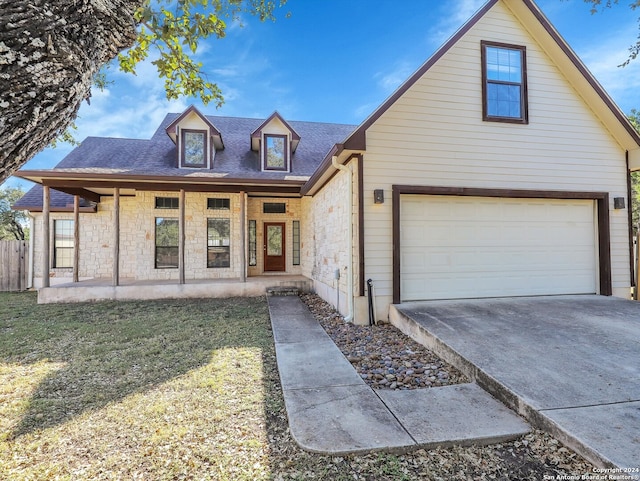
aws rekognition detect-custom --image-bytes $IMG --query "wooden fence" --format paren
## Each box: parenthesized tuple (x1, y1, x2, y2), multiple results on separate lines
(0, 240, 28, 292)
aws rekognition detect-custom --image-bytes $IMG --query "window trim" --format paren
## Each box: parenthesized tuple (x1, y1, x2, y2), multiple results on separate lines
(53, 219, 74, 268)
(262, 133, 289, 171)
(248, 220, 257, 267)
(263, 202, 287, 214)
(155, 196, 179, 209)
(155, 217, 179, 269)
(181, 129, 208, 168)
(207, 198, 230, 210)
(481, 41, 528, 124)
(292, 220, 300, 266)
(207, 218, 231, 268)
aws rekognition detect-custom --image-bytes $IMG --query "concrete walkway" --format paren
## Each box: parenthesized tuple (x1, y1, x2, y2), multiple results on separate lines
(390, 296, 640, 469)
(267, 295, 529, 455)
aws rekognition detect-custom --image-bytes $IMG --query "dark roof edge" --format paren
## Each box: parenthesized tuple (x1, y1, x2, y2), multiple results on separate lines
(520, 0, 640, 146)
(342, 0, 499, 150)
(250, 111, 301, 141)
(300, 143, 345, 196)
(165, 105, 223, 137)
(15, 170, 307, 187)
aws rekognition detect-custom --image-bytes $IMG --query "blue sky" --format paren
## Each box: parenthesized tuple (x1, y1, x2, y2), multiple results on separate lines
(7, 0, 640, 190)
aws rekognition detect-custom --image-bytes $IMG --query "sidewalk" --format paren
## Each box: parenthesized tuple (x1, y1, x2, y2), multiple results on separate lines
(267, 295, 530, 455)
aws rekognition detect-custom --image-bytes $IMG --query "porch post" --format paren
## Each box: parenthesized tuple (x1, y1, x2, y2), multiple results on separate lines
(42, 185, 50, 288)
(112, 187, 120, 286)
(73, 195, 80, 283)
(179, 189, 185, 284)
(240, 191, 246, 282)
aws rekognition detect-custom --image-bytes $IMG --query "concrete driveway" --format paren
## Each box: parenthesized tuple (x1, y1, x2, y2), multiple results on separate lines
(390, 295, 640, 469)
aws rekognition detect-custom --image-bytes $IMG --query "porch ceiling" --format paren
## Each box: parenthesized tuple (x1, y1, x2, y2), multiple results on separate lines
(15, 170, 306, 199)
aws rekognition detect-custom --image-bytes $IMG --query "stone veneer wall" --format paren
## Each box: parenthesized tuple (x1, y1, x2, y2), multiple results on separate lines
(32, 191, 247, 285)
(246, 197, 302, 277)
(302, 159, 360, 318)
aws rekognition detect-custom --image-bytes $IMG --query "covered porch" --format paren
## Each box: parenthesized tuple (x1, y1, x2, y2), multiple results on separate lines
(36, 275, 313, 304)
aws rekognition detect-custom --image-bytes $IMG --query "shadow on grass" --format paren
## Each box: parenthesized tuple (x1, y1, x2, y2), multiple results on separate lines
(0, 292, 274, 440)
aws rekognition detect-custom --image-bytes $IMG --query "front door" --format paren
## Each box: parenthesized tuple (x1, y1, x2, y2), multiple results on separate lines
(264, 222, 286, 272)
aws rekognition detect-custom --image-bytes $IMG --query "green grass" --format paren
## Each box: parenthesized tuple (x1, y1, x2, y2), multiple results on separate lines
(0, 292, 277, 480)
(0, 292, 593, 480)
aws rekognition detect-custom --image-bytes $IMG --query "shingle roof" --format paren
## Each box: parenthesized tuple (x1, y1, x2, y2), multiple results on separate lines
(13, 114, 356, 210)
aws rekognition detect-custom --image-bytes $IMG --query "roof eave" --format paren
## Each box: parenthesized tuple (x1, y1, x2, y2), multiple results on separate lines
(342, 0, 499, 151)
(510, 0, 640, 149)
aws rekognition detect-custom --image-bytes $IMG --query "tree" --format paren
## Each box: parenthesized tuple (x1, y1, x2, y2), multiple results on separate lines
(582, 0, 640, 66)
(629, 110, 640, 233)
(0, 187, 28, 240)
(0, 0, 286, 184)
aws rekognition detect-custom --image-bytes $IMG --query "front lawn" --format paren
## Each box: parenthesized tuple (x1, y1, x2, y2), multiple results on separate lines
(0, 292, 591, 480)
(0, 292, 278, 480)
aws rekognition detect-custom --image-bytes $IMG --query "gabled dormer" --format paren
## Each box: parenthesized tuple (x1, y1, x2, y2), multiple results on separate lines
(166, 105, 224, 169)
(250, 112, 300, 172)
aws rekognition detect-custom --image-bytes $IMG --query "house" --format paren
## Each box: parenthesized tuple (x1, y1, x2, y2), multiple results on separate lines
(14, 0, 640, 324)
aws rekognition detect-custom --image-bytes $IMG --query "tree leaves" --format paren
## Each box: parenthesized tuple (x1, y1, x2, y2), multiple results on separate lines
(117, 0, 287, 106)
(582, 0, 640, 66)
(0, 187, 28, 240)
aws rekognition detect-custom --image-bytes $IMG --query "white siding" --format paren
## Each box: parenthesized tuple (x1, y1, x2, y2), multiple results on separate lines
(362, 1, 630, 316)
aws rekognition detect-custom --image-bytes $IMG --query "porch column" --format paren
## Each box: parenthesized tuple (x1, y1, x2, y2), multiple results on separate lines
(240, 191, 246, 282)
(42, 185, 50, 288)
(73, 195, 80, 283)
(179, 189, 185, 284)
(112, 187, 120, 286)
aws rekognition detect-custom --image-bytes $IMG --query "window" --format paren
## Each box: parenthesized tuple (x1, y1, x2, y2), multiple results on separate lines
(481, 41, 528, 123)
(155, 197, 179, 209)
(207, 198, 230, 210)
(53, 219, 73, 268)
(207, 219, 230, 268)
(248, 220, 257, 266)
(155, 218, 179, 268)
(263, 202, 286, 214)
(263, 134, 288, 171)
(182, 129, 207, 167)
(292, 220, 300, 266)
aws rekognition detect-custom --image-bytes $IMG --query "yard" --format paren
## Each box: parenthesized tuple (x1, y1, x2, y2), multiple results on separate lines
(0, 292, 590, 480)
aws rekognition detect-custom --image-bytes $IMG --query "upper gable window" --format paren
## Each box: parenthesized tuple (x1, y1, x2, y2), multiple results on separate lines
(481, 41, 528, 124)
(263, 134, 288, 171)
(181, 129, 208, 168)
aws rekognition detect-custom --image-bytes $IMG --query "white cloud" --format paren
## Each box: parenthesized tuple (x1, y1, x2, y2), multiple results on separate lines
(429, 0, 487, 45)
(577, 26, 640, 112)
(374, 60, 416, 94)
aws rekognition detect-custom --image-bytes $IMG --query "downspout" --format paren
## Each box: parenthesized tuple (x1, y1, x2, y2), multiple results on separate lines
(331, 155, 354, 322)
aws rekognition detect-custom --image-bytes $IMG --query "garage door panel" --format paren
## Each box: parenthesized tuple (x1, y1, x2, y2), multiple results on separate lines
(400, 196, 597, 301)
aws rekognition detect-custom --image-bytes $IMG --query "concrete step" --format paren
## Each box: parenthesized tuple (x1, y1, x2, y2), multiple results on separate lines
(266, 286, 300, 297)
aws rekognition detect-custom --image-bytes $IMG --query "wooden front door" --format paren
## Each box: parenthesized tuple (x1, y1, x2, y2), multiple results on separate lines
(264, 222, 286, 272)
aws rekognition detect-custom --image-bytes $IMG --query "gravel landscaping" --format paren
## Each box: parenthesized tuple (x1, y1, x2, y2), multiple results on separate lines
(296, 293, 597, 479)
(0, 292, 597, 480)
(301, 293, 468, 390)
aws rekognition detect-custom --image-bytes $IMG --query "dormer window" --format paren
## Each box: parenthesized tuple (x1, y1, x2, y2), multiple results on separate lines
(264, 134, 288, 171)
(182, 130, 207, 168)
(166, 105, 224, 169)
(251, 112, 300, 173)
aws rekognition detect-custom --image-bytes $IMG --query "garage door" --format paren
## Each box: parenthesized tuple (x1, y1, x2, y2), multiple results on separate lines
(400, 195, 597, 301)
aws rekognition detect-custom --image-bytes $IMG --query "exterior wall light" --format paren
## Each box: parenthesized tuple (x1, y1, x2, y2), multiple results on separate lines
(613, 197, 625, 209)
(374, 189, 384, 204)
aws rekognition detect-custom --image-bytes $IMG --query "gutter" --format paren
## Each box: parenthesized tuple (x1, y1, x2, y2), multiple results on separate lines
(331, 155, 354, 322)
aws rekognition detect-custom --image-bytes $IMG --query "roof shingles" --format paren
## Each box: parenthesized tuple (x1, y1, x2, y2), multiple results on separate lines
(14, 113, 356, 210)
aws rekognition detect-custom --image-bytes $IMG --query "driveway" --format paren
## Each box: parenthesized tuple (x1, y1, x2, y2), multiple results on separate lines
(390, 295, 640, 469)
